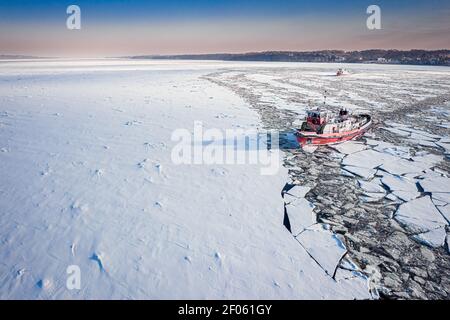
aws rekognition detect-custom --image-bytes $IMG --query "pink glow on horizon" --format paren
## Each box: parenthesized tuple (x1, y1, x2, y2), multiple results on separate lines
(1, 15, 449, 57)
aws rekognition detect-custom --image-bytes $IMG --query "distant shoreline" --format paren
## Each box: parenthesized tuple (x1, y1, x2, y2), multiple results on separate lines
(129, 49, 450, 67)
(2, 49, 449, 67)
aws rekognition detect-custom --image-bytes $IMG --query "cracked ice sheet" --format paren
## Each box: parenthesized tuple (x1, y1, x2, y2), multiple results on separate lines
(285, 198, 316, 235)
(380, 173, 420, 201)
(408, 133, 438, 143)
(381, 127, 410, 137)
(394, 196, 448, 233)
(342, 166, 376, 180)
(417, 140, 440, 148)
(380, 159, 425, 176)
(432, 193, 450, 205)
(331, 141, 367, 155)
(380, 173, 417, 191)
(0, 59, 373, 300)
(334, 268, 368, 287)
(372, 142, 411, 158)
(342, 149, 397, 169)
(412, 153, 443, 167)
(361, 192, 386, 202)
(391, 191, 421, 202)
(284, 185, 311, 201)
(419, 176, 450, 193)
(384, 123, 443, 139)
(295, 224, 347, 277)
(358, 178, 385, 193)
(412, 227, 447, 248)
(437, 205, 450, 223)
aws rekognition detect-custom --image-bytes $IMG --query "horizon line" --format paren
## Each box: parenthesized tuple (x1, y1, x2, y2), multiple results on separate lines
(2, 48, 449, 59)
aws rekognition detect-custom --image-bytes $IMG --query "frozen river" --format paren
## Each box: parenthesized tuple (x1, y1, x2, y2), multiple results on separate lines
(0, 59, 448, 299)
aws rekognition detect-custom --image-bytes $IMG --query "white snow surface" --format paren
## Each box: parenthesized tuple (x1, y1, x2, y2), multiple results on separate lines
(0, 59, 372, 299)
(394, 196, 449, 233)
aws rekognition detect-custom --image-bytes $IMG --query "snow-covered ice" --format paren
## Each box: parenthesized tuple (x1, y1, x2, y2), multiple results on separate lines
(295, 224, 347, 277)
(412, 227, 447, 248)
(394, 196, 448, 233)
(285, 199, 316, 235)
(0, 59, 372, 299)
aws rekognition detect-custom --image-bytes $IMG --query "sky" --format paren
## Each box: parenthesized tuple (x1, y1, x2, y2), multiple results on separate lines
(0, 0, 449, 57)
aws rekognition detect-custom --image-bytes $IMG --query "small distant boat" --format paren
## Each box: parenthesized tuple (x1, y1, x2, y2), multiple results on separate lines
(336, 68, 349, 76)
(296, 109, 372, 146)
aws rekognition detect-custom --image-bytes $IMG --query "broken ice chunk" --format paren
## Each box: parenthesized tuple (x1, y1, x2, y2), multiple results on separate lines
(295, 224, 347, 276)
(391, 191, 420, 202)
(342, 166, 376, 180)
(334, 268, 366, 282)
(432, 193, 450, 205)
(342, 149, 395, 169)
(331, 141, 367, 155)
(373, 144, 411, 158)
(394, 196, 448, 233)
(285, 199, 316, 235)
(361, 192, 386, 202)
(419, 176, 450, 193)
(381, 127, 410, 137)
(341, 169, 355, 178)
(417, 140, 439, 148)
(284, 185, 311, 199)
(358, 179, 385, 193)
(381, 173, 418, 193)
(339, 256, 360, 272)
(380, 159, 424, 176)
(411, 153, 442, 168)
(412, 227, 446, 248)
(409, 133, 437, 143)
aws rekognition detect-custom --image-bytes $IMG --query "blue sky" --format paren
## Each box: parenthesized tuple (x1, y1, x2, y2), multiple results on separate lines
(0, 0, 449, 56)
(1, 0, 445, 20)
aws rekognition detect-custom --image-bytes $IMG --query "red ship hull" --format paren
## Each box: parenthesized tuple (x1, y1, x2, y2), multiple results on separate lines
(297, 115, 372, 146)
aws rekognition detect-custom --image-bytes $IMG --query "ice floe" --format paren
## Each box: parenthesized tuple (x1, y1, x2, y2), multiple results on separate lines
(285, 199, 316, 235)
(394, 196, 448, 233)
(381, 127, 410, 137)
(380, 160, 414, 176)
(342, 166, 376, 180)
(418, 176, 450, 193)
(358, 178, 385, 193)
(343, 149, 395, 169)
(331, 141, 367, 155)
(432, 193, 450, 205)
(381, 173, 418, 192)
(284, 185, 311, 200)
(295, 224, 347, 276)
(412, 227, 447, 248)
